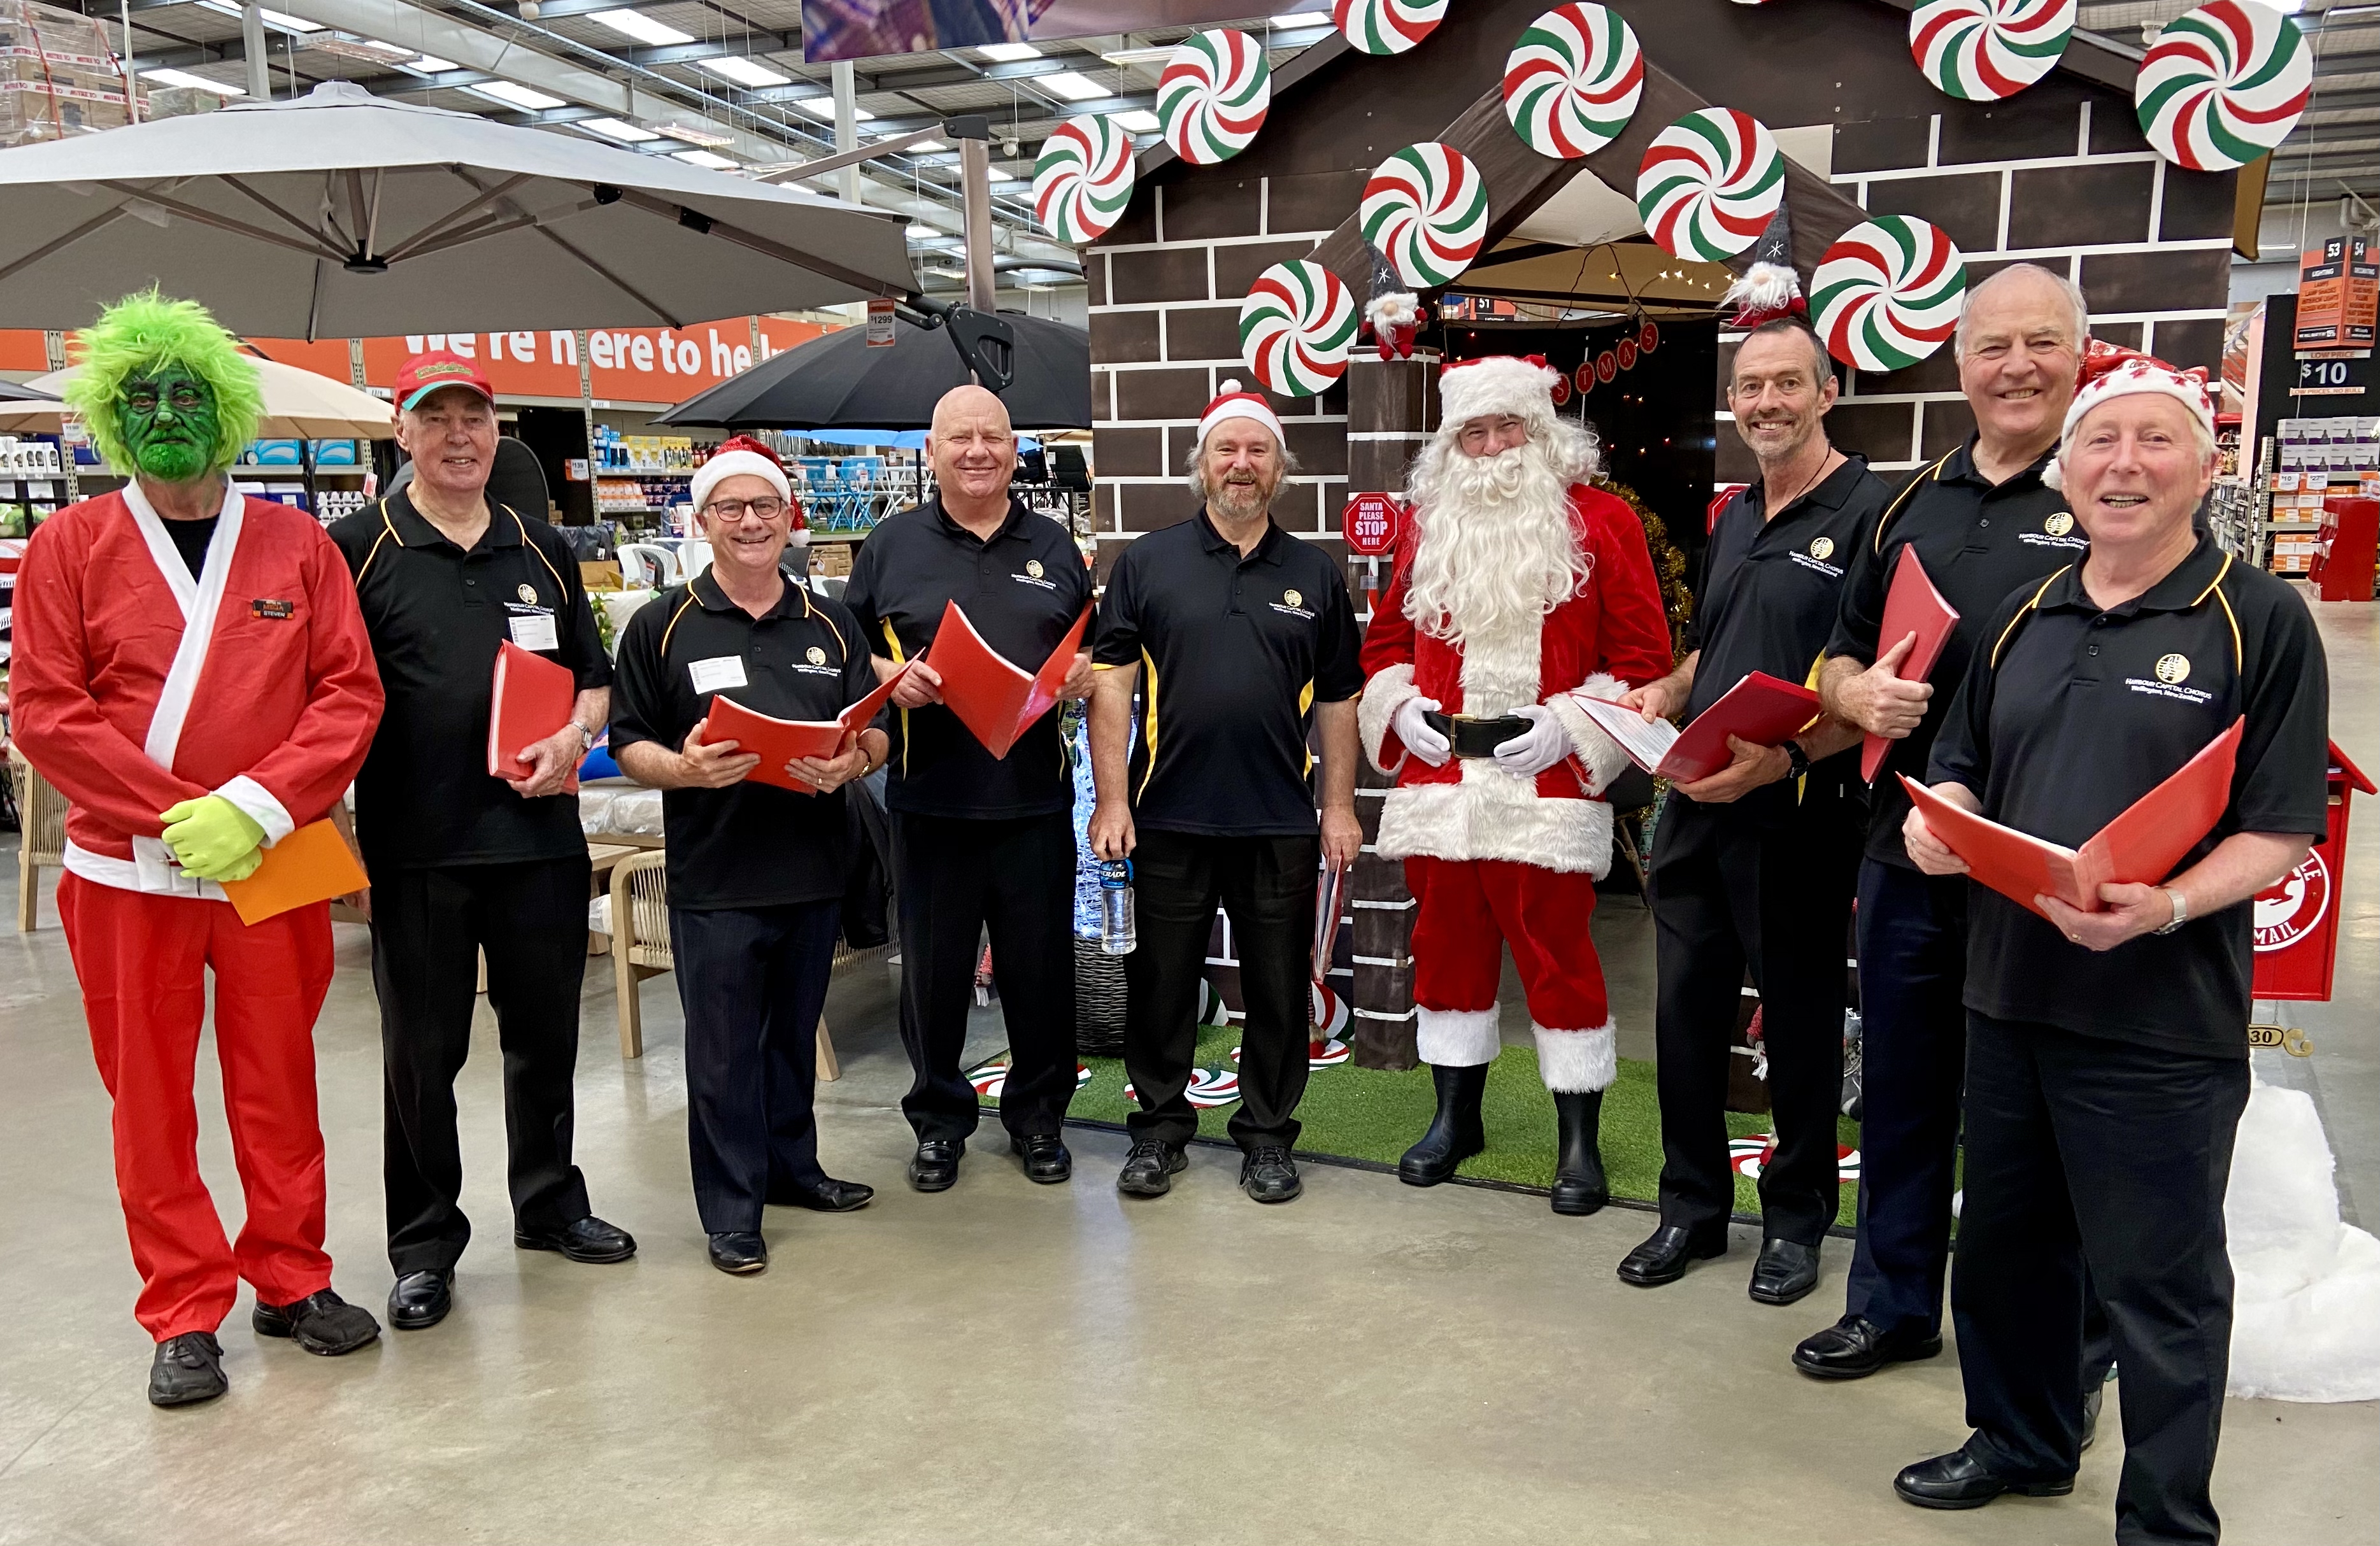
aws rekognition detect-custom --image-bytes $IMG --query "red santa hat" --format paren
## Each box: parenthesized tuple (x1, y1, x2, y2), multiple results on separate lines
(2043, 341, 2215, 490)
(1199, 379, 1285, 446)
(1438, 354, 1562, 429)
(691, 434, 794, 512)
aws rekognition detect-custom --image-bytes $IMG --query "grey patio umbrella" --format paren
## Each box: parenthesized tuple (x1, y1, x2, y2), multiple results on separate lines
(0, 81, 918, 339)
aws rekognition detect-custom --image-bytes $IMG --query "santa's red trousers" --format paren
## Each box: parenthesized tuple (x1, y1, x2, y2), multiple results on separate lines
(59, 874, 338, 1341)
(1408, 856, 1609, 1030)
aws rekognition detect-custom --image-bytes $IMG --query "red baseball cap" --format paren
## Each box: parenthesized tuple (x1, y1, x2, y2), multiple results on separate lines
(393, 350, 495, 411)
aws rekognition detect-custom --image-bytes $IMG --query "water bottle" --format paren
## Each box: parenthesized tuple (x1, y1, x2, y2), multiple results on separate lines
(1099, 858, 1136, 956)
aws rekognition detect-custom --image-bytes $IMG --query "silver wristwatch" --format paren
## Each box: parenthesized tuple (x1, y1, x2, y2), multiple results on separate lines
(2153, 888, 2188, 935)
(574, 722, 599, 751)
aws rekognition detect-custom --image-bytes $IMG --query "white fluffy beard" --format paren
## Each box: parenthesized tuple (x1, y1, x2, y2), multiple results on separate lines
(1402, 434, 1592, 695)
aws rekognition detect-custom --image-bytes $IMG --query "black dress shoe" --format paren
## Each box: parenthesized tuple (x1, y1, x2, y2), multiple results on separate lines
(1616, 1224, 1727, 1287)
(1894, 1449, 2074, 1510)
(771, 1178, 875, 1212)
(1240, 1145, 1302, 1203)
(1792, 1315, 1943, 1379)
(514, 1215, 637, 1264)
(1398, 1063, 1488, 1186)
(1011, 1133, 1074, 1184)
(252, 1289, 380, 1355)
(387, 1269, 453, 1331)
(1548, 1090, 1609, 1216)
(708, 1232, 767, 1275)
(908, 1139, 964, 1193)
(2081, 1380, 2104, 1453)
(1749, 1238, 1821, 1306)
(148, 1331, 227, 1407)
(1116, 1139, 1186, 1196)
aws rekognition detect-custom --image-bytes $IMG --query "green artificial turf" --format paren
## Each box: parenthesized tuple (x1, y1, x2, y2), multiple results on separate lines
(978, 1026, 1862, 1228)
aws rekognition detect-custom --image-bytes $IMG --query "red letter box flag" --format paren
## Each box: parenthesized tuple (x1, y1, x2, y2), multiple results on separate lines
(2253, 740, 2374, 1002)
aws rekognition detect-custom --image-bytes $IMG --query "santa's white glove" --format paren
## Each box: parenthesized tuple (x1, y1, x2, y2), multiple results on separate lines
(1492, 703, 1572, 778)
(1393, 695, 1450, 767)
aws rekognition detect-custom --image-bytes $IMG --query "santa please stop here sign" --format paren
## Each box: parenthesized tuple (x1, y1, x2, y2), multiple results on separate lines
(1344, 492, 1404, 556)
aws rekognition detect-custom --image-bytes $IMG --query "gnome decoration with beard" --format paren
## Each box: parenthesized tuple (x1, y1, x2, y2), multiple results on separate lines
(1357, 355, 1673, 1214)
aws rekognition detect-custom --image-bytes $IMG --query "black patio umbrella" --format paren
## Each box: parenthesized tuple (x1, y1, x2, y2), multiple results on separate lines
(656, 310, 1091, 432)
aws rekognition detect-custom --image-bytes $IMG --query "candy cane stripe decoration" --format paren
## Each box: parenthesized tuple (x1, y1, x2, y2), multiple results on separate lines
(1032, 115, 1136, 244)
(1158, 28, 1271, 166)
(1634, 108, 1784, 262)
(1332, 0, 1446, 55)
(1911, 0, 2075, 101)
(1239, 259, 1358, 397)
(2135, 0, 2311, 172)
(1502, 3, 1644, 159)
(1809, 216, 1969, 374)
(1360, 142, 1490, 288)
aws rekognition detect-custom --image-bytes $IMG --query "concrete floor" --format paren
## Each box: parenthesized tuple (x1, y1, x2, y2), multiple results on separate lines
(1, 601, 2375, 1546)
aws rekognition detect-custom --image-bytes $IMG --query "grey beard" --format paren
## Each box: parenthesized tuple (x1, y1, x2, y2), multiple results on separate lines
(1211, 479, 1270, 521)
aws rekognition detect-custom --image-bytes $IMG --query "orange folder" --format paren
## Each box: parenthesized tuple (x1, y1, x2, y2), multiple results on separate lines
(697, 667, 907, 795)
(923, 600, 1090, 760)
(1900, 716, 2243, 918)
(220, 818, 369, 926)
(1573, 670, 1822, 784)
(1861, 546, 1962, 783)
(488, 640, 580, 791)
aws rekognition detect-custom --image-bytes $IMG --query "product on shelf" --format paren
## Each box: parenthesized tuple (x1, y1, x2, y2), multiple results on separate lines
(0, 0, 136, 148)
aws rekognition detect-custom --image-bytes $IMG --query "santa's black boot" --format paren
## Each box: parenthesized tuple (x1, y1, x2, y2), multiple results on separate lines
(1549, 1091, 1610, 1215)
(1398, 1063, 1489, 1186)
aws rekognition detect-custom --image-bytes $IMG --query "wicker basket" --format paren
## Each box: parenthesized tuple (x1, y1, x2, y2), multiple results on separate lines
(1074, 936, 1128, 1057)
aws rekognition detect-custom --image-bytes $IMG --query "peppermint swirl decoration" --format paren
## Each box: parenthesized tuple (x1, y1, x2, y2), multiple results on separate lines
(1634, 108, 1784, 262)
(1910, 0, 2075, 100)
(1502, 4, 1644, 159)
(1157, 28, 1271, 166)
(1238, 259, 1358, 397)
(1031, 115, 1136, 244)
(1331, 0, 1445, 55)
(1809, 216, 1969, 374)
(1359, 141, 1490, 288)
(2135, 0, 2311, 172)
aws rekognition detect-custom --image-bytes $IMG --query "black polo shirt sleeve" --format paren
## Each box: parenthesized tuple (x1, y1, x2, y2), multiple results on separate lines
(535, 521, 613, 693)
(607, 588, 683, 760)
(2230, 583, 2332, 840)
(841, 534, 890, 660)
(1680, 506, 1723, 655)
(1092, 545, 1144, 668)
(1827, 506, 1893, 667)
(1314, 562, 1364, 702)
(1923, 586, 2018, 797)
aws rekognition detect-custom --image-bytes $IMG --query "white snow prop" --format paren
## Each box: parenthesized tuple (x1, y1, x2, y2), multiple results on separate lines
(2225, 1073, 2380, 1401)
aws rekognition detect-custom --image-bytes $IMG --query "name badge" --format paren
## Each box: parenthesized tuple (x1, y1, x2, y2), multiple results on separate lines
(688, 655, 749, 693)
(508, 613, 560, 651)
(250, 598, 296, 620)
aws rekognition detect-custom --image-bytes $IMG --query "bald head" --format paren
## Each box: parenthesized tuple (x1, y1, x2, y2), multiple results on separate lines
(927, 383, 1017, 517)
(931, 383, 1010, 438)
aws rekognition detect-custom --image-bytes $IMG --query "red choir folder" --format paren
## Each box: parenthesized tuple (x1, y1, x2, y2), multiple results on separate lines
(697, 667, 908, 794)
(1861, 546, 1962, 783)
(1573, 670, 1823, 784)
(1899, 716, 2244, 918)
(925, 600, 1091, 760)
(488, 641, 580, 792)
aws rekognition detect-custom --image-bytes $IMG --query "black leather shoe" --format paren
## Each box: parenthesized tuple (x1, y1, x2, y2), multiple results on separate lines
(908, 1139, 964, 1192)
(1011, 1133, 1074, 1184)
(514, 1215, 637, 1264)
(1548, 1090, 1609, 1216)
(148, 1331, 227, 1407)
(1749, 1238, 1821, 1306)
(1241, 1145, 1302, 1203)
(1398, 1063, 1488, 1186)
(1792, 1315, 1942, 1379)
(387, 1269, 452, 1331)
(1116, 1139, 1186, 1196)
(252, 1289, 380, 1355)
(771, 1178, 874, 1212)
(1894, 1449, 2074, 1510)
(1616, 1224, 1727, 1287)
(707, 1231, 767, 1275)
(2081, 1379, 2104, 1453)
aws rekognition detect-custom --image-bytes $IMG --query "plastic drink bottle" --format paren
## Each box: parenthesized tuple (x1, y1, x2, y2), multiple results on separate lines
(1099, 859, 1136, 956)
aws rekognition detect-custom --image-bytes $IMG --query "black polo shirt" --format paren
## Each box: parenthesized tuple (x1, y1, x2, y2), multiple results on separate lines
(609, 570, 878, 911)
(1828, 438, 2086, 870)
(329, 492, 609, 873)
(1681, 455, 1888, 825)
(1093, 511, 1365, 837)
(841, 495, 1092, 820)
(1929, 535, 2330, 1057)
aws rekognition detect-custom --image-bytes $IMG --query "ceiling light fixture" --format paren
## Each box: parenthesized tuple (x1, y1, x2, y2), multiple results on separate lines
(587, 8, 694, 45)
(790, 97, 873, 121)
(672, 148, 739, 169)
(698, 56, 792, 88)
(1039, 70, 1107, 102)
(1115, 109, 1160, 132)
(467, 80, 568, 111)
(140, 66, 246, 94)
(408, 52, 459, 72)
(657, 120, 735, 146)
(976, 41, 1039, 60)
(196, 1, 320, 31)
(579, 116, 660, 141)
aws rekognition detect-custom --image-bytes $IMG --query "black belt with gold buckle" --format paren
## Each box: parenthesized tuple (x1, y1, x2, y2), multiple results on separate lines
(1422, 709, 1530, 758)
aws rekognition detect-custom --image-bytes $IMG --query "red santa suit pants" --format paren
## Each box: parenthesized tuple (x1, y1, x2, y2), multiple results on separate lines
(1407, 857, 1616, 1091)
(58, 874, 338, 1341)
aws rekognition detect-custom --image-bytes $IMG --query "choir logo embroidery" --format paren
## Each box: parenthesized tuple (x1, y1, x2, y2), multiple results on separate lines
(1025, 558, 1044, 579)
(1283, 588, 1302, 607)
(806, 646, 827, 666)
(2044, 512, 2074, 537)
(1270, 586, 1315, 620)
(517, 584, 537, 603)
(2254, 850, 2332, 952)
(1807, 536, 1834, 561)
(2156, 653, 2191, 685)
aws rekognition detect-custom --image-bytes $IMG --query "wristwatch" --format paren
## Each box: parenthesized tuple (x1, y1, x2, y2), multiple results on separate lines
(573, 722, 599, 751)
(2153, 887, 2189, 935)
(1783, 741, 1813, 781)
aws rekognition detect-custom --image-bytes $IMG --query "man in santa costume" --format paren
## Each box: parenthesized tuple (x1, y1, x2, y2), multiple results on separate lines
(1358, 355, 1672, 1214)
(11, 292, 385, 1406)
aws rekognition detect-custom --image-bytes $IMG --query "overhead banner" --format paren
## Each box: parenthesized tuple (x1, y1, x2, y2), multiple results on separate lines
(802, 0, 1288, 64)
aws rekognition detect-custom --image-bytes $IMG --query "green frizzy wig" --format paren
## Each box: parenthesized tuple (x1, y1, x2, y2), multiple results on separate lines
(62, 290, 264, 477)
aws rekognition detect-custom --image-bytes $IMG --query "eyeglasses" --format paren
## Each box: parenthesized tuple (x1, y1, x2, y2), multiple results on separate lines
(702, 497, 790, 521)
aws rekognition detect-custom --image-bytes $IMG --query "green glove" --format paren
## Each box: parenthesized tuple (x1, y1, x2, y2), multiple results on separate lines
(159, 796, 266, 881)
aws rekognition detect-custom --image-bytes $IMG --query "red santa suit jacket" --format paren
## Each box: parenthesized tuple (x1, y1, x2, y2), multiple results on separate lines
(1358, 483, 1672, 877)
(11, 485, 382, 900)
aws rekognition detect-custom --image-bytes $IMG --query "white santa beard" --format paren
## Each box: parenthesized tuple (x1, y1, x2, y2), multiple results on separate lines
(1404, 440, 1588, 715)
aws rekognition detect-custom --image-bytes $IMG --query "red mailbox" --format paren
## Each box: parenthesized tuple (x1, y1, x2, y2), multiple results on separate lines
(2251, 739, 2374, 1002)
(2309, 494, 2377, 603)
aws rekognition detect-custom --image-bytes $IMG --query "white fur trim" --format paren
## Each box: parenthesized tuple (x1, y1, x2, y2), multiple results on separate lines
(1376, 761, 1613, 878)
(1201, 381, 1285, 446)
(1360, 662, 1421, 776)
(2060, 357, 2214, 448)
(690, 450, 791, 513)
(1534, 1021, 1617, 1093)
(1455, 612, 1543, 718)
(1416, 1004, 1503, 1067)
(213, 775, 295, 845)
(1440, 355, 1562, 429)
(1545, 672, 1632, 797)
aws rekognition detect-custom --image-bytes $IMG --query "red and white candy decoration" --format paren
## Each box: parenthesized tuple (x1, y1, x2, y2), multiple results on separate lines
(1634, 108, 1785, 262)
(2134, 0, 2311, 172)
(1809, 215, 1969, 374)
(1031, 115, 1136, 244)
(1239, 259, 1358, 397)
(1909, 0, 2075, 101)
(1502, 3, 1644, 160)
(1157, 28, 1271, 166)
(1360, 141, 1490, 288)
(1331, 0, 1445, 55)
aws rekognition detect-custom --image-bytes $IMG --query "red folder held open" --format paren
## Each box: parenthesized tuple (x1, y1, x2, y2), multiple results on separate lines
(1861, 546, 1962, 783)
(1573, 670, 1822, 784)
(925, 600, 1091, 760)
(488, 641, 579, 791)
(697, 667, 907, 795)
(1900, 717, 2243, 918)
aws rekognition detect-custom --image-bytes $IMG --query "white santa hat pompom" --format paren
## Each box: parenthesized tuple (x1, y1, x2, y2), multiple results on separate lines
(1438, 354, 1562, 430)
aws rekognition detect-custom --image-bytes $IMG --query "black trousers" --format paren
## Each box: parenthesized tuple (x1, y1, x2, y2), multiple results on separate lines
(1955, 1012, 2248, 1546)
(371, 856, 594, 1276)
(890, 810, 1078, 1145)
(1124, 828, 1316, 1152)
(1648, 796, 1856, 1247)
(668, 900, 843, 1234)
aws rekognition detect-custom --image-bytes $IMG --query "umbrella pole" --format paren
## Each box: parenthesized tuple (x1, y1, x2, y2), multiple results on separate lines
(957, 129, 996, 319)
(301, 437, 317, 516)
